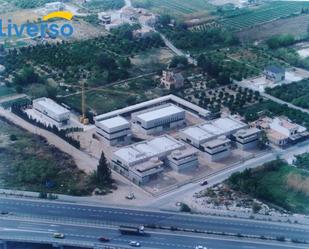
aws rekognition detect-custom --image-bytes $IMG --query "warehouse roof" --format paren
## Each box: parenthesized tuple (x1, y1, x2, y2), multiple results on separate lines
(98, 116, 129, 129)
(212, 117, 247, 133)
(34, 97, 70, 115)
(113, 135, 184, 166)
(136, 104, 184, 122)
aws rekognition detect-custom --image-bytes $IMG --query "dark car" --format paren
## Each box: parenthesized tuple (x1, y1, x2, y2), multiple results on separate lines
(200, 180, 208, 186)
(98, 237, 110, 242)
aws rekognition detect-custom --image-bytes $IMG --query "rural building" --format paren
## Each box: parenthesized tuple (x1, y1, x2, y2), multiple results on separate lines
(234, 128, 261, 150)
(201, 136, 231, 162)
(131, 104, 186, 135)
(254, 116, 308, 146)
(45, 2, 65, 13)
(161, 70, 184, 90)
(264, 65, 285, 83)
(33, 97, 70, 125)
(95, 116, 131, 146)
(111, 135, 186, 184)
(269, 117, 308, 144)
(167, 148, 198, 172)
(180, 116, 248, 148)
(98, 14, 112, 24)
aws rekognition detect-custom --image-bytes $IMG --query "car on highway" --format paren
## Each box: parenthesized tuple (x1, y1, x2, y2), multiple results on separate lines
(200, 180, 208, 186)
(129, 241, 141, 247)
(98, 236, 110, 242)
(195, 246, 208, 249)
(53, 233, 65, 239)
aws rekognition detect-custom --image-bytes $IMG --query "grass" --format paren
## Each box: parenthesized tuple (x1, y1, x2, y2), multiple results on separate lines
(257, 165, 309, 213)
(220, 1, 309, 31)
(229, 160, 309, 214)
(0, 117, 93, 195)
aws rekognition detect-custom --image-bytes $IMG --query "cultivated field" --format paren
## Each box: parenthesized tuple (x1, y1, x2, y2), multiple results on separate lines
(132, 0, 215, 19)
(237, 14, 309, 42)
(220, 1, 309, 31)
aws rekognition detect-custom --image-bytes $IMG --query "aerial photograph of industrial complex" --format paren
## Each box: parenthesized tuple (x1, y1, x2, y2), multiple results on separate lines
(0, 0, 309, 248)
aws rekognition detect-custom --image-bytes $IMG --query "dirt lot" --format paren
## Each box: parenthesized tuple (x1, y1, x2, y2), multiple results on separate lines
(0, 9, 39, 27)
(237, 15, 309, 42)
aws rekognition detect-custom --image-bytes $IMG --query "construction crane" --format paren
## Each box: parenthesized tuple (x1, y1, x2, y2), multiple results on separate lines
(79, 81, 89, 125)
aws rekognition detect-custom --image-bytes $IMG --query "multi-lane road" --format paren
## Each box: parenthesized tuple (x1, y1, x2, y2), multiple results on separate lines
(0, 217, 307, 249)
(0, 198, 308, 249)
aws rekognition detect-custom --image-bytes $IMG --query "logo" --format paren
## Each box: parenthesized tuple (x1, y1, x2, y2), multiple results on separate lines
(0, 11, 74, 39)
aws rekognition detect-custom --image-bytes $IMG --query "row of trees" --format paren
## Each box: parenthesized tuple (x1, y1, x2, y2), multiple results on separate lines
(11, 103, 81, 149)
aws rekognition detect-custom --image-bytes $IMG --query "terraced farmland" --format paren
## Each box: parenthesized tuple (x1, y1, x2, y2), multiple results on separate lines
(220, 1, 309, 31)
(132, 0, 213, 17)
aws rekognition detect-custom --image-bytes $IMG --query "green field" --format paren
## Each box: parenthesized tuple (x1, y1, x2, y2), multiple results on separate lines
(228, 160, 309, 214)
(221, 1, 309, 31)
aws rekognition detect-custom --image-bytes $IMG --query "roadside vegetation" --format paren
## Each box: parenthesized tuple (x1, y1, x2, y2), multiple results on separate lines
(228, 159, 309, 214)
(265, 79, 309, 109)
(0, 118, 114, 196)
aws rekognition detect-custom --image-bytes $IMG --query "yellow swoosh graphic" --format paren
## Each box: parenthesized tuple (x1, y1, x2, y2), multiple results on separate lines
(43, 11, 74, 21)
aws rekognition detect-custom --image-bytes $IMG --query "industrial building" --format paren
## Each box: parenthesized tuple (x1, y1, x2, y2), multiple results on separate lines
(167, 148, 198, 172)
(33, 97, 70, 125)
(94, 95, 211, 122)
(201, 136, 231, 162)
(180, 116, 247, 148)
(95, 116, 131, 146)
(233, 128, 261, 150)
(111, 135, 199, 184)
(131, 104, 186, 135)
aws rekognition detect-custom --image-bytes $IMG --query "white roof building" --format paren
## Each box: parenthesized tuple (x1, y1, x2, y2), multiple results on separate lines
(132, 104, 186, 134)
(95, 116, 131, 146)
(33, 97, 70, 123)
(113, 135, 185, 167)
(180, 116, 247, 147)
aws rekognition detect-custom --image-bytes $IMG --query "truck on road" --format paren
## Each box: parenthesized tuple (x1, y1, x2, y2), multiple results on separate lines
(119, 225, 146, 236)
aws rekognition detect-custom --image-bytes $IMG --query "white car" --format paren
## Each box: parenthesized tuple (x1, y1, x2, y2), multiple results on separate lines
(129, 241, 141, 247)
(195, 246, 208, 249)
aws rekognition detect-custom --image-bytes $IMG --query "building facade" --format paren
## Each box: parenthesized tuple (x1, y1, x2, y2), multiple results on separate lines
(161, 71, 184, 90)
(131, 104, 186, 135)
(264, 66, 285, 83)
(167, 148, 198, 172)
(95, 116, 131, 146)
(33, 97, 70, 125)
(234, 128, 261, 150)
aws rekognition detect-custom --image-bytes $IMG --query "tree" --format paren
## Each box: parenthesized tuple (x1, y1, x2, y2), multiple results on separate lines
(97, 152, 112, 185)
(169, 56, 188, 68)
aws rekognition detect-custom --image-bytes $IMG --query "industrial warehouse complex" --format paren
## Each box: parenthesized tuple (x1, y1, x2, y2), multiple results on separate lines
(93, 95, 265, 185)
(28, 94, 307, 186)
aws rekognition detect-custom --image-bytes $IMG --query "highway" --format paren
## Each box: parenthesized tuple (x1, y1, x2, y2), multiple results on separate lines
(0, 217, 308, 249)
(0, 198, 308, 243)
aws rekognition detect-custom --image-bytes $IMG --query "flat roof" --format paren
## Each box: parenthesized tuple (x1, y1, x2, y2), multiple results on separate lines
(98, 116, 129, 129)
(113, 135, 184, 165)
(136, 104, 184, 122)
(94, 94, 210, 121)
(203, 137, 230, 148)
(34, 98, 69, 115)
(182, 126, 213, 141)
(212, 117, 246, 133)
